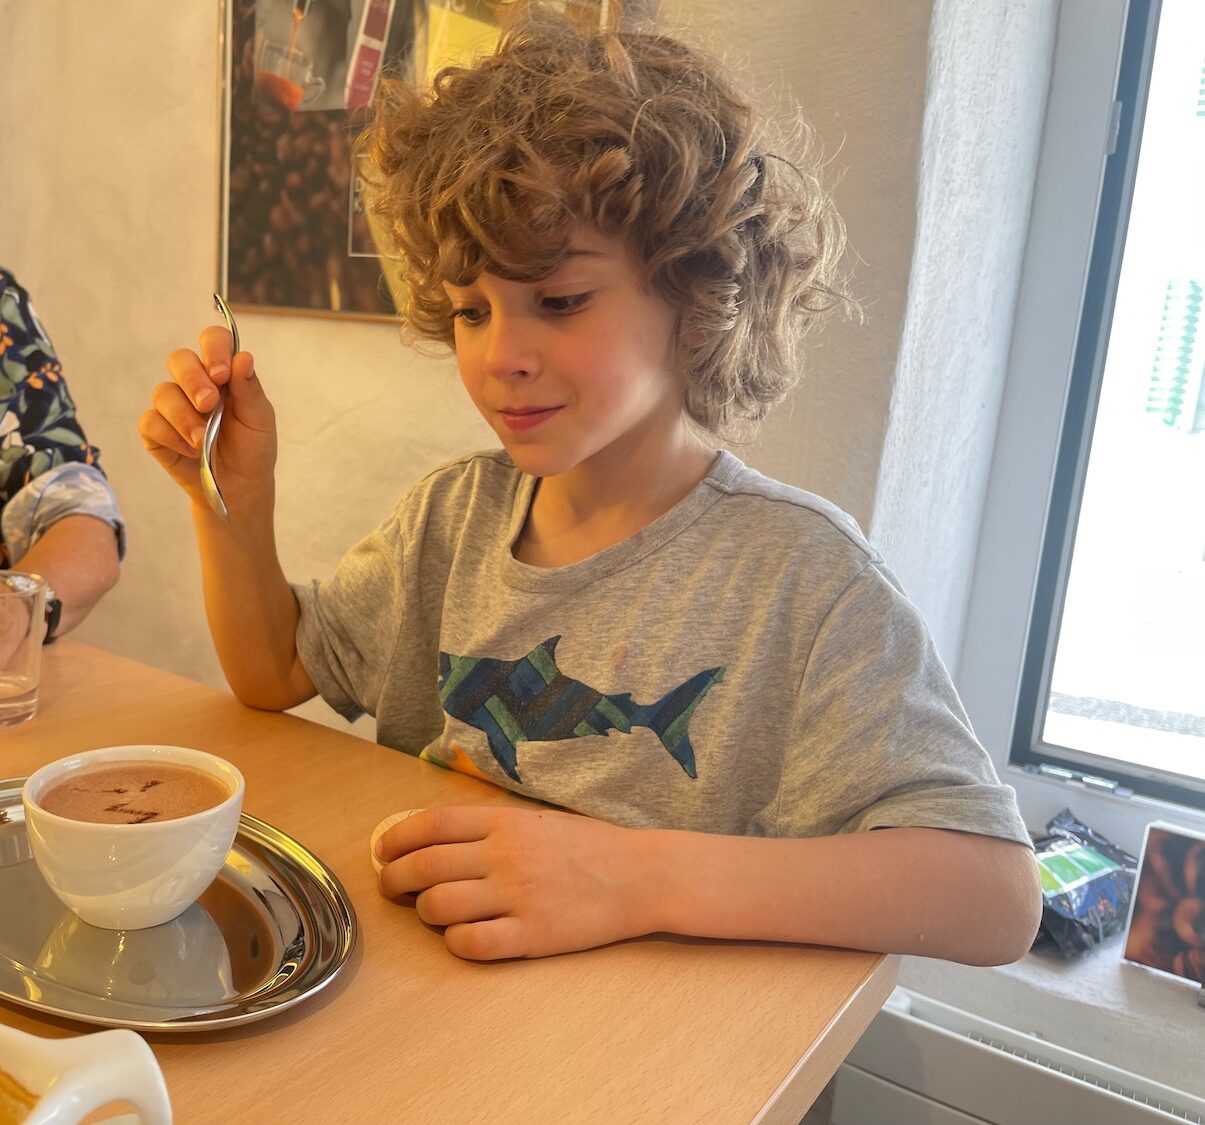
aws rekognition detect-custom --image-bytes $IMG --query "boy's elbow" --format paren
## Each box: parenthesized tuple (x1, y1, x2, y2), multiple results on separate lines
(229, 681, 314, 712)
(224, 674, 279, 710)
(225, 663, 316, 713)
(969, 844, 1043, 967)
(231, 686, 290, 712)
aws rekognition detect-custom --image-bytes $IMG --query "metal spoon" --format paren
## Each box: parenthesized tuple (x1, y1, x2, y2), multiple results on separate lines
(199, 293, 238, 522)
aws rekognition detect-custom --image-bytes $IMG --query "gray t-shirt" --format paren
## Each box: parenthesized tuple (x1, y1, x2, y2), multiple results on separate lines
(295, 449, 1030, 845)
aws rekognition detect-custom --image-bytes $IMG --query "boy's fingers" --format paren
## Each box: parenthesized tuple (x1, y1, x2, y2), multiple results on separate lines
(231, 350, 257, 382)
(198, 325, 238, 393)
(194, 324, 271, 423)
(413, 880, 508, 928)
(149, 381, 207, 449)
(166, 346, 222, 413)
(378, 841, 486, 897)
(378, 807, 491, 860)
(443, 917, 524, 961)
(227, 350, 261, 397)
(138, 407, 199, 460)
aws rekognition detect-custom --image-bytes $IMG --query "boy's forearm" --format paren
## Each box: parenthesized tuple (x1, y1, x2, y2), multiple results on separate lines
(638, 826, 1041, 966)
(191, 498, 315, 710)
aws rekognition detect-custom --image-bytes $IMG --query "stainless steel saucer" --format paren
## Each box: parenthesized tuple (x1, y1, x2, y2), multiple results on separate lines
(0, 778, 356, 1031)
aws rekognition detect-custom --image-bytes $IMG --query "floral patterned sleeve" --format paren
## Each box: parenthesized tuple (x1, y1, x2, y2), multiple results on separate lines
(0, 269, 125, 566)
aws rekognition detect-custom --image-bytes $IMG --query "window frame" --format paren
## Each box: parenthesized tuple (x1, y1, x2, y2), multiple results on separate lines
(957, 0, 1205, 855)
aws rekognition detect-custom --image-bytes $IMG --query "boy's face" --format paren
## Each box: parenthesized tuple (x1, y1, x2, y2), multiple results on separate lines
(443, 227, 684, 482)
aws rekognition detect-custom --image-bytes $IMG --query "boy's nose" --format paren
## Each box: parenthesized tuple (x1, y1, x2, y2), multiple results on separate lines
(481, 314, 540, 380)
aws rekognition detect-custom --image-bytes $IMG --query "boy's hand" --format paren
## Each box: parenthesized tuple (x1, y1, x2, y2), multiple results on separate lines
(138, 326, 277, 515)
(375, 807, 659, 960)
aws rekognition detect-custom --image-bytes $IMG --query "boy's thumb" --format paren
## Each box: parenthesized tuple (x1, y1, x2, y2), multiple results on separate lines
(227, 351, 271, 417)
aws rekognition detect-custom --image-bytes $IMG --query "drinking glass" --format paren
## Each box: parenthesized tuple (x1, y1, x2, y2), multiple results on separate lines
(0, 571, 45, 726)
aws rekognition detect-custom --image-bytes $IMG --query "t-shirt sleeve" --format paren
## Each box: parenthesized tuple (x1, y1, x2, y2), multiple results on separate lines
(293, 511, 408, 723)
(780, 561, 1032, 846)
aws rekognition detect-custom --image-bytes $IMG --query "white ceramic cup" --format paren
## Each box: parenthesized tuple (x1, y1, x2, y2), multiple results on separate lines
(0, 1024, 171, 1124)
(22, 745, 244, 931)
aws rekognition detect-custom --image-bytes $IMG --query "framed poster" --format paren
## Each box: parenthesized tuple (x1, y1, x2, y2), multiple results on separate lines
(218, 0, 622, 321)
(1123, 821, 1205, 986)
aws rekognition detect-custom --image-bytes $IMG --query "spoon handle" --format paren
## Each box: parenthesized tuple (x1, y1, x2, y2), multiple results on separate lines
(213, 292, 240, 355)
(199, 293, 239, 522)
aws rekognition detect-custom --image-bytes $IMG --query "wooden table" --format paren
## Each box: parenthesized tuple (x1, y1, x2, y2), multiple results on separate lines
(2, 641, 898, 1124)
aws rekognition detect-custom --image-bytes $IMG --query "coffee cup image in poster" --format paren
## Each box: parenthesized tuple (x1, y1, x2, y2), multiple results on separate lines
(253, 0, 354, 114)
(1123, 821, 1205, 986)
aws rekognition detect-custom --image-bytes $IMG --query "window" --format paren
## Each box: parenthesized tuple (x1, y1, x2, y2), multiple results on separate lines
(1018, 0, 1205, 803)
(960, 0, 1205, 853)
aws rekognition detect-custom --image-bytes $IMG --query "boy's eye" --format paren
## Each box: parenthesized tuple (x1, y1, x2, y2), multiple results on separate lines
(450, 306, 487, 325)
(542, 292, 590, 314)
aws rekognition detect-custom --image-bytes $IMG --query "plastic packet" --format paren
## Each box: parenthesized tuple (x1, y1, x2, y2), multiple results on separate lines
(1031, 807, 1138, 959)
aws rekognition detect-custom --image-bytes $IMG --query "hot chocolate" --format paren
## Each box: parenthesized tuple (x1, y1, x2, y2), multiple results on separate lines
(38, 761, 231, 825)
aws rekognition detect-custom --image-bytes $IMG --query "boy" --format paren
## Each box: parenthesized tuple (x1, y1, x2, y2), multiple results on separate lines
(140, 13, 1040, 964)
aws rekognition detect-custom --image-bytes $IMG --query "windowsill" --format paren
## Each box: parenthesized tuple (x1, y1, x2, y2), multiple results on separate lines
(899, 936, 1204, 1099)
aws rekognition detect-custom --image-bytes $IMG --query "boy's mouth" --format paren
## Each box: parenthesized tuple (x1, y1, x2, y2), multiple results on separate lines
(499, 406, 562, 432)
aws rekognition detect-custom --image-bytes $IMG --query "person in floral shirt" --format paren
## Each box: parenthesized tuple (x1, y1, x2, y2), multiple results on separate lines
(0, 269, 123, 639)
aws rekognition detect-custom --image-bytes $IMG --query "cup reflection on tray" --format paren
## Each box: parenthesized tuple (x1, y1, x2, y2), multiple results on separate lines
(36, 904, 235, 1008)
(32, 864, 286, 1007)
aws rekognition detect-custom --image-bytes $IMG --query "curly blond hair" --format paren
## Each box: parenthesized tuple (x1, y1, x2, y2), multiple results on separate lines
(362, 8, 847, 434)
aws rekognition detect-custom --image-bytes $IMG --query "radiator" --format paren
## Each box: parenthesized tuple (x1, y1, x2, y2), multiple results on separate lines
(833, 988, 1205, 1124)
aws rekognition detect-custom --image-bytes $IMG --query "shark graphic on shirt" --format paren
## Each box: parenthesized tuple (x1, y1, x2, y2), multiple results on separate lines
(437, 635, 724, 783)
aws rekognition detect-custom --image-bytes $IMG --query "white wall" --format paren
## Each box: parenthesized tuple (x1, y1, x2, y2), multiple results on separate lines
(2, 0, 1048, 724)
(872, 0, 1055, 669)
(656, 0, 931, 529)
